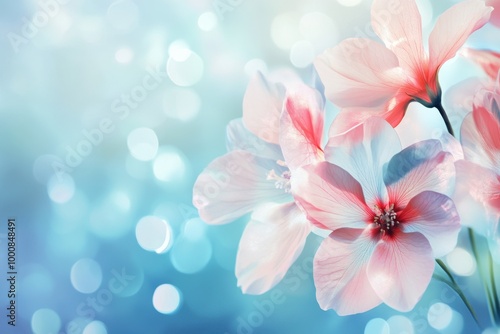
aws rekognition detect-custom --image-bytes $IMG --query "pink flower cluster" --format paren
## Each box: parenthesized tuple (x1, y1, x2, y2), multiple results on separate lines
(193, 0, 500, 316)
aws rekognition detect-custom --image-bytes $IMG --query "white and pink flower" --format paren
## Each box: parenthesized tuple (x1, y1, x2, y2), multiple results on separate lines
(314, 0, 492, 133)
(454, 81, 500, 260)
(193, 72, 326, 294)
(291, 117, 460, 314)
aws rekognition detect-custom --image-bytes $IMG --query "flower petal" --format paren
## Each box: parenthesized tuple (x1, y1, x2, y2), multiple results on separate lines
(226, 119, 283, 161)
(434, 130, 464, 162)
(371, 0, 424, 74)
(399, 191, 460, 258)
(443, 77, 491, 138)
(487, 0, 500, 27)
(326, 117, 401, 207)
(472, 97, 500, 152)
(367, 232, 434, 312)
(314, 38, 405, 108)
(242, 72, 286, 144)
(428, 0, 492, 73)
(454, 160, 500, 236)
(385, 139, 455, 208)
(193, 151, 290, 224)
(328, 96, 411, 136)
(291, 162, 372, 231)
(461, 48, 500, 81)
(236, 202, 310, 294)
(280, 85, 325, 171)
(461, 106, 500, 171)
(314, 228, 381, 315)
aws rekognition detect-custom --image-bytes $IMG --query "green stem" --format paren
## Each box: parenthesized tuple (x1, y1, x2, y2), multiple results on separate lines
(435, 102, 455, 137)
(487, 247, 500, 326)
(468, 228, 499, 326)
(436, 259, 457, 286)
(433, 274, 481, 328)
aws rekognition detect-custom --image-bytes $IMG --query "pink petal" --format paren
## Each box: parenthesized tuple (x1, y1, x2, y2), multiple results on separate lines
(314, 228, 381, 315)
(326, 117, 401, 206)
(193, 151, 290, 225)
(428, 0, 492, 73)
(461, 107, 499, 170)
(399, 191, 460, 258)
(434, 131, 464, 162)
(461, 48, 500, 81)
(367, 232, 434, 312)
(291, 163, 372, 231)
(328, 95, 411, 136)
(472, 101, 500, 151)
(385, 140, 455, 208)
(236, 202, 310, 294)
(242, 72, 285, 144)
(371, 0, 424, 74)
(226, 119, 283, 161)
(454, 160, 500, 236)
(445, 77, 489, 113)
(487, 0, 500, 27)
(280, 85, 325, 171)
(314, 38, 405, 108)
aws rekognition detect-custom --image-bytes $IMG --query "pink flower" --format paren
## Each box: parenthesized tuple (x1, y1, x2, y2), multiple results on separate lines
(461, 48, 500, 81)
(454, 82, 500, 259)
(315, 0, 492, 133)
(192, 72, 325, 294)
(291, 117, 460, 314)
(487, 0, 500, 27)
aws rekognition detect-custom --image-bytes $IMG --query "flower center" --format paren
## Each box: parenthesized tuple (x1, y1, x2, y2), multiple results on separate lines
(267, 160, 291, 193)
(373, 203, 399, 234)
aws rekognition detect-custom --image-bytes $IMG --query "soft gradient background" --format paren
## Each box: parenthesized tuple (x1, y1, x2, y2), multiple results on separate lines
(0, 0, 498, 333)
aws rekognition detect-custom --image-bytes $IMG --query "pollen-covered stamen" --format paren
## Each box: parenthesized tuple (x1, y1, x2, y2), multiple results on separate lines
(267, 169, 291, 193)
(267, 160, 291, 193)
(373, 203, 399, 233)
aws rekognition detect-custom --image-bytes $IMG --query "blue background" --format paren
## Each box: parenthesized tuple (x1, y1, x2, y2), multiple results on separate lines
(0, 0, 498, 333)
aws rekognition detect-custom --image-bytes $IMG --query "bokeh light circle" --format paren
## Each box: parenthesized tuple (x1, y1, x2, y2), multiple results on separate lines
(31, 308, 61, 334)
(152, 284, 182, 314)
(290, 40, 315, 68)
(170, 235, 212, 274)
(70, 258, 103, 294)
(387, 315, 414, 334)
(271, 12, 300, 50)
(445, 311, 464, 334)
(244, 59, 268, 77)
(115, 47, 134, 64)
(446, 247, 476, 276)
(127, 127, 159, 161)
(135, 216, 173, 253)
(47, 173, 75, 204)
(198, 12, 218, 31)
(299, 12, 338, 52)
(83, 320, 108, 334)
(167, 51, 204, 87)
(168, 40, 191, 61)
(427, 302, 453, 330)
(183, 218, 207, 241)
(153, 148, 187, 182)
(365, 318, 390, 334)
